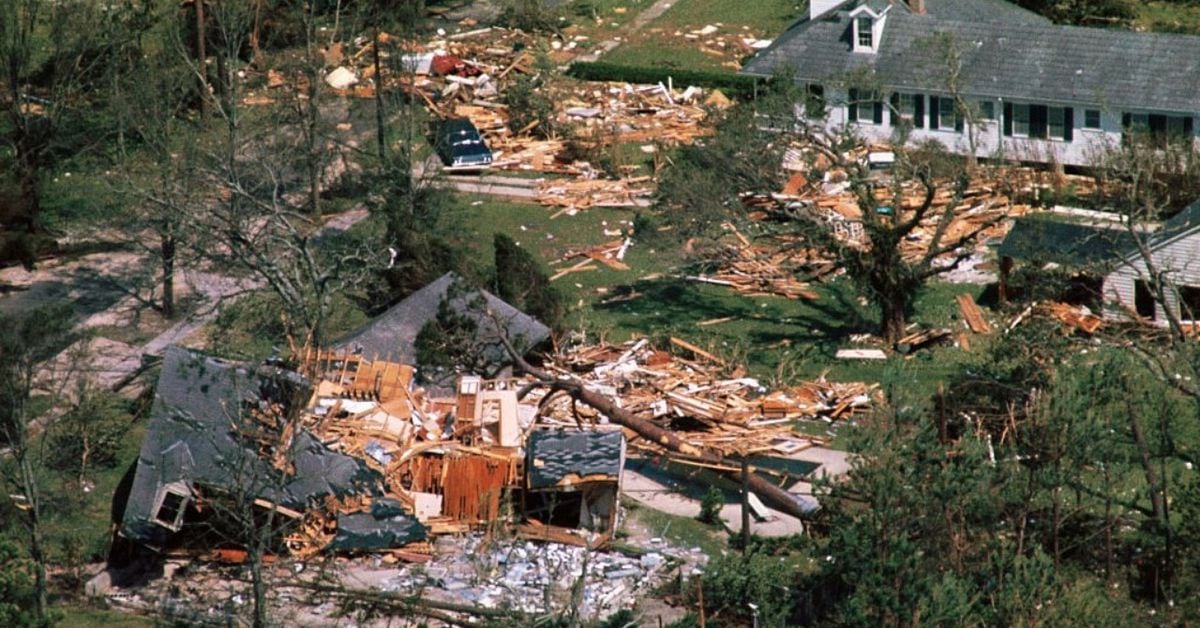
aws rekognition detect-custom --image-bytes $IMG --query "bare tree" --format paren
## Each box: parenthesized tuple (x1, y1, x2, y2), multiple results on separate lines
(0, 304, 74, 624)
(113, 47, 205, 319)
(168, 0, 377, 352)
(916, 32, 990, 167)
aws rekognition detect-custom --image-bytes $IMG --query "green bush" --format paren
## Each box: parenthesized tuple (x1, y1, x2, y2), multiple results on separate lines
(48, 389, 131, 477)
(0, 540, 39, 626)
(700, 550, 796, 626)
(697, 486, 724, 525)
(566, 62, 762, 98)
(491, 233, 564, 330)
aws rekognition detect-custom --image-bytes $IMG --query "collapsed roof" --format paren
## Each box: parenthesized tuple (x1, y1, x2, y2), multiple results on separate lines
(335, 272, 551, 377)
(527, 430, 625, 490)
(120, 347, 425, 551)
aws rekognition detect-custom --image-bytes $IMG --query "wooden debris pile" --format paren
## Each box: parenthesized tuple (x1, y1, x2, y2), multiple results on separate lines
(536, 339, 876, 457)
(550, 238, 634, 280)
(1040, 301, 1104, 334)
(536, 177, 654, 212)
(691, 225, 832, 299)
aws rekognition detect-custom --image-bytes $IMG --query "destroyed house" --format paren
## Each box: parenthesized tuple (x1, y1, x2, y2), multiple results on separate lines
(742, 0, 1200, 166)
(118, 344, 626, 562)
(997, 202, 1200, 325)
(1103, 201, 1200, 324)
(525, 430, 624, 533)
(997, 213, 1135, 305)
(119, 347, 426, 553)
(335, 272, 551, 384)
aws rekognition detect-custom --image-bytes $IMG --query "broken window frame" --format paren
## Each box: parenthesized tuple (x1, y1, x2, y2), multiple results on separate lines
(152, 484, 191, 531)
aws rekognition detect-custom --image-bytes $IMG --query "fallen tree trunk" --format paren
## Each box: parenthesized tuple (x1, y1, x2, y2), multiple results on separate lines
(516, 361, 815, 521)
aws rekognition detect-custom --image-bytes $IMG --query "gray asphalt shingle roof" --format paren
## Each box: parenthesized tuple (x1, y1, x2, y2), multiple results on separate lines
(742, 0, 1200, 114)
(334, 272, 550, 373)
(526, 430, 625, 489)
(120, 347, 404, 550)
(998, 217, 1133, 267)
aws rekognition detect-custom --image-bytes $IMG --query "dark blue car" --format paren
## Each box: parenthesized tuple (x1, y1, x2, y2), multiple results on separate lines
(435, 118, 493, 170)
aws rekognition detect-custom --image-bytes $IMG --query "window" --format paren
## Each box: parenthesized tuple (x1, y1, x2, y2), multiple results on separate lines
(1123, 112, 1194, 147)
(1168, 116, 1187, 137)
(890, 92, 923, 128)
(1134, 280, 1156, 320)
(980, 100, 995, 120)
(1012, 104, 1030, 137)
(1180, 286, 1200, 321)
(805, 84, 826, 117)
(856, 17, 873, 49)
(1084, 109, 1101, 129)
(897, 93, 915, 120)
(153, 486, 190, 531)
(938, 97, 956, 130)
(849, 88, 882, 124)
(1048, 107, 1067, 140)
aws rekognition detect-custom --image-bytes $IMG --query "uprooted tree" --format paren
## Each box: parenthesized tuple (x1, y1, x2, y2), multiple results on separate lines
(660, 83, 1003, 344)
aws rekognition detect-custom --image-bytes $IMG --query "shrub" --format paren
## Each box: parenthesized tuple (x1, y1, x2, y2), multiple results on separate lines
(698, 486, 724, 525)
(701, 550, 796, 626)
(48, 388, 131, 477)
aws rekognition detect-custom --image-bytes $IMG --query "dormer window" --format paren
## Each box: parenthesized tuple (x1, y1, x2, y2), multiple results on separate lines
(856, 17, 873, 48)
(850, 5, 889, 54)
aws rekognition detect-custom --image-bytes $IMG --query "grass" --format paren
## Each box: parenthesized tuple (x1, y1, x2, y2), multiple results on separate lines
(449, 195, 994, 408)
(1134, 1, 1200, 33)
(602, 0, 800, 73)
(623, 498, 727, 556)
(57, 605, 154, 628)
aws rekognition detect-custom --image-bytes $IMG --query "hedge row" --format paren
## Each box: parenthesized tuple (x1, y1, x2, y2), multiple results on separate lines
(565, 61, 765, 98)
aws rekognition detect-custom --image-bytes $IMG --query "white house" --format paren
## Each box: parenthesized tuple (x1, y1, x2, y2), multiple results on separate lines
(741, 0, 1200, 167)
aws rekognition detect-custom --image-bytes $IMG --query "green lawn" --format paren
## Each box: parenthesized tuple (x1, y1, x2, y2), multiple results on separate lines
(602, 0, 801, 73)
(449, 195, 994, 407)
(1135, 1, 1200, 33)
(57, 605, 154, 628)
(622, 498, 727, 556)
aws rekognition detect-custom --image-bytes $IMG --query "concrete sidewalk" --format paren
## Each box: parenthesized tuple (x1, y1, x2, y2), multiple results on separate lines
(622, 447, 852, 537)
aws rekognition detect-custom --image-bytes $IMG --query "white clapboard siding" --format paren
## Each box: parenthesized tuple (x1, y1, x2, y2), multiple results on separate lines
(1105, 229, 1200, 324)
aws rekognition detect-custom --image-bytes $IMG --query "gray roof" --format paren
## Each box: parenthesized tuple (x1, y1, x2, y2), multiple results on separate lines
(743, 0, 1200, 114)
(998, 216, 1133, 268)
(526, 430, 625, 489)
(121, 347, 395, 549)
(335, 272, 551, 372)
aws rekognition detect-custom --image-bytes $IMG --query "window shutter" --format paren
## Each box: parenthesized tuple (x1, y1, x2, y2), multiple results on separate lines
(930, 96, 940, 130)
(955, 102, 964, 133)
(1003, 102, 1013, 136)
(873, 99, 883, 124)
(890, 93, 900, 126)
(848, 88, 858, 122)
(914, 94, 925, 128)
(1186, 116, 1195, 137)
(1064, 107, 1074, 142)
(1122, 113, 1131, 129)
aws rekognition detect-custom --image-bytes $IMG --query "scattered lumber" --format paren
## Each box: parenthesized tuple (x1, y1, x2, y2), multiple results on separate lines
(956, 293, 992, 334)
(1041, 302, 1104, 334)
